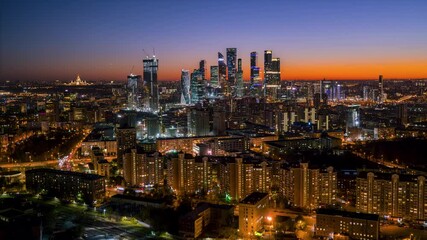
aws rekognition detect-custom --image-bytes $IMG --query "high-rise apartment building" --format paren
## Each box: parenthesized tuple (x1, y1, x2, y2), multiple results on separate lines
(356, 172, 426, 219)
(116, 127, 137, 164)
(181, 70, 191, 105)
(167, 152, 196, 195)
(143, 56, 159, 112)
(123, 149, 163, 186)
(280, 163, 337, 209)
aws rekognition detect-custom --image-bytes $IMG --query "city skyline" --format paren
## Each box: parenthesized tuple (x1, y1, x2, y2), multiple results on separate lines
(1, 0, 427, 82)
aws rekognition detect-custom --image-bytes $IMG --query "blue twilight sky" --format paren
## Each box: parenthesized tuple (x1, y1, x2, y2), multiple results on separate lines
(1, 0, 427, 81)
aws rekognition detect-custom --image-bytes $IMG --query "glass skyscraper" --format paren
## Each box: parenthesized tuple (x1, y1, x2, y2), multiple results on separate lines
(181, 69, 191, 105)
(264, 50, 281, 100)
(250, 52, 260, 85)
(236, 58, 243, 97)
(226, 48, 237, 86)
(210, 66, 219, 88)
(143, 56, 159, 112)
(218, 52, 227, 91)
(190, 69, 205, 104)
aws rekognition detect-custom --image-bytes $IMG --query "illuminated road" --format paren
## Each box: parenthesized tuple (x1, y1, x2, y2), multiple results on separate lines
(0, 158, 91, 170)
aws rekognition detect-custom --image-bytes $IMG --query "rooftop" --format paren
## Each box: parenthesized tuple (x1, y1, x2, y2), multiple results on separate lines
(317, 208, 379, 221)
(240, 192, 268, 205)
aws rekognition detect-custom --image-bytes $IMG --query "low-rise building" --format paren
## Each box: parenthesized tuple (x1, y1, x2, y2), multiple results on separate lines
(316, 208, 379, 240)
(238, 192, 269, 238)
(25, 168, 105, 204)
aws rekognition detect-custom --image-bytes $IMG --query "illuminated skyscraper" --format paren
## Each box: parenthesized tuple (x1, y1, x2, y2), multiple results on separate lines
(199, 60, 206, 80)
(264, 50, 281, 100)
(218, 52, 227, 89)
(235, 58, 243, 97)
(210, 66, 219, 88)
(127, 74, 141, 109)
(226, 48, 237, 86)
(190, 69, 205, 104)
(250, 52, 260, 85)
(180, 70, 191, 105)
(143, 56, 159, 112)
(378, 75, 384, 103)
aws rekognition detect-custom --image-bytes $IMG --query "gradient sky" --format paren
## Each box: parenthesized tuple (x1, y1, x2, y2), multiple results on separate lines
(1, 0, 427, 82)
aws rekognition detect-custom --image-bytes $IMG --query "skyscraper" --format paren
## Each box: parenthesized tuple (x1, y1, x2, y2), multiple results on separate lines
(127, 74, 141, 109)
(226, 48, 237, 86)
(235, 58, 243, 97)
(190, 69, 205, 104)
(264, 50, 281, 100)
(378, 75, 384, 103)
(226, 48, 237, 95)
(218, 52, 227, 92)
(210, 66, 219, 88)
(250, 52, 260, 85)
(181, 70, 191, 105)
(199, 60, 206, 80)
(143, 56, 159, 112)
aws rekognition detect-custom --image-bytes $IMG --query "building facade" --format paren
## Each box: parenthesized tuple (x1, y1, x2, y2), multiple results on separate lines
(26, 168, 105, 204)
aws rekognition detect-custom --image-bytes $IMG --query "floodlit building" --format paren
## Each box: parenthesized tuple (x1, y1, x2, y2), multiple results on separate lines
(123, 149, 163, 187)
(238, 192, 269, 238)
(280, 163, 337, 209)
(316, 208, 380, 240)
(356, 172, 427, 219)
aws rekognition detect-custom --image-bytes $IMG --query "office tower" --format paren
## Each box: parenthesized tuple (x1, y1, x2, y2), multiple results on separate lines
(346, 105, 360, 129)
(199, 60, 206, 80)
(123, 149, 163, 186)
(356, 172, 426, 220)
(127, 74, 141, 109)
(143, 56, 159, 112)
(116, 127, 137, 164)
(226, 48, 237, 86)
(264, 50, 281, 100)
(218, 52, 227, 90)
(235, 58, 243, 97)
(210, 66, 219, 88)
(181, 70, 191, 104)
(316, 209, 380, 240)
(250, 52, 260, 85)
(280, 163, 337, 209)
(378, 75, 384, 103)
(187, 107, 210, 137)
(190, 69, 205, 104)
(238, 192, 268, 238)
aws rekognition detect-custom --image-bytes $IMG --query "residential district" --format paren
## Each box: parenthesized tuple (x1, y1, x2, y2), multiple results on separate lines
(1, 49, 427, 240)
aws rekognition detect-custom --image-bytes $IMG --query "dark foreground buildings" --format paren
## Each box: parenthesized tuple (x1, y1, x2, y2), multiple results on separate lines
(26, 168, 105, 204)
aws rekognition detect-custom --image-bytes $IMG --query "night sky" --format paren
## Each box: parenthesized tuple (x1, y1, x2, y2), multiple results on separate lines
(1, 0, 427, 82)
